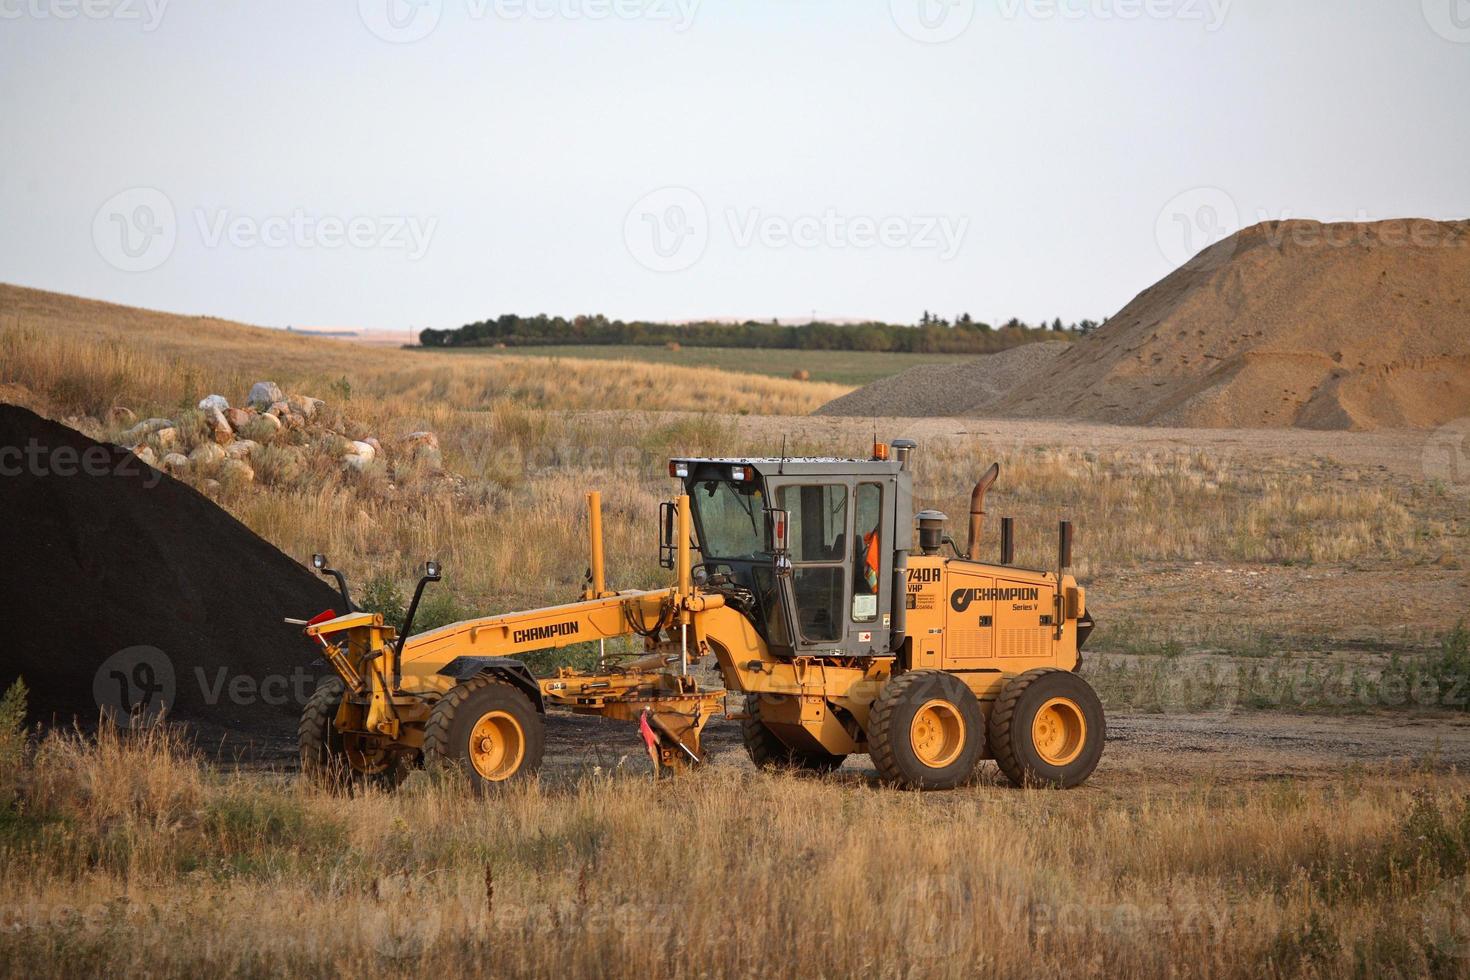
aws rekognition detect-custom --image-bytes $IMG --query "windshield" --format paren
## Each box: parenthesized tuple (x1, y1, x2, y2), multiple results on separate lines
(689, 480, 767, 560)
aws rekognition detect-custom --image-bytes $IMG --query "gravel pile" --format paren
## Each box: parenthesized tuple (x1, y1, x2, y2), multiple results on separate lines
(814, 342, 1071, 418)
(0, 403, 342, 741)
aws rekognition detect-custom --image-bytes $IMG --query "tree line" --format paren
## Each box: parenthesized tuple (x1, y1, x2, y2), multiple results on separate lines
(419, 313, 1106, 354)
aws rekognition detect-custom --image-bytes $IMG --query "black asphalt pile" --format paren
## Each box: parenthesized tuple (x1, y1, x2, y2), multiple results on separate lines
(0, 403, 343, 743)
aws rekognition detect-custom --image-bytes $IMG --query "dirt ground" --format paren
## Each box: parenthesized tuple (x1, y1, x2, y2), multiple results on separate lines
(522, 708, 1470, 789)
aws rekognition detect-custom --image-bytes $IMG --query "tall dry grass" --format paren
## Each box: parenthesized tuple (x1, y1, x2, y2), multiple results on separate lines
(2, 708, 1468, 978)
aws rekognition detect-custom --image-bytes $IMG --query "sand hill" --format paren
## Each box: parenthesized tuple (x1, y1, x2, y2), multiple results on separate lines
(822, 219, 1470, 430)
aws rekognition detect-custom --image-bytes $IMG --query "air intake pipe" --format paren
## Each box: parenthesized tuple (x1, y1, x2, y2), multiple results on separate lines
(966, 463, 1001, 560)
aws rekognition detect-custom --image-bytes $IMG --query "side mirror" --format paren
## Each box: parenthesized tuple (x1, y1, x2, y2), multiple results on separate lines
(425, 560, 442, 581)
(312, 553, 327, 571)
(764, 508, 790, 556)
(658, 501, 677, 570)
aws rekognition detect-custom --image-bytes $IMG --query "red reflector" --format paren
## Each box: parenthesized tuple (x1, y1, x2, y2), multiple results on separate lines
(307, 609, 337, 627)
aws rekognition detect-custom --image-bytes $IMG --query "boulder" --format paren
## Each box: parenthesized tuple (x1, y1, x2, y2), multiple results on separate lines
(109, 406, 137, 426)
(343, 454, 374, 472)
(267, 401, 291, 417)
(224, 440, 258, 461)
(401, 431, 440, 453)
(122, 417, 174, 442)
(154, 426, 179, 448)
(253, 413, 283, 435)
(189, 442, 226, 466)
(161, 453, 189, 472)
(131, 445, 158, 468)
(205, 407, 233, 445)
(219, 459, 255, 484)
(225, 407, 252, 431)
(198, 394, 230, 412)
(288, 395, 325, 419)
(201, 479, 222, 495)
(247, 381, 284, 408)
(364, 437, 382, 454)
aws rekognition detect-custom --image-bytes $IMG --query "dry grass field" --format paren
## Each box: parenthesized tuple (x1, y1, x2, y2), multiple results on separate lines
(3, 283, 1470, 978)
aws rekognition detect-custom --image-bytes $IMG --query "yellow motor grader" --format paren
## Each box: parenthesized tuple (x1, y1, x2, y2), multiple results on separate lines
(294, 439, 1102, 791)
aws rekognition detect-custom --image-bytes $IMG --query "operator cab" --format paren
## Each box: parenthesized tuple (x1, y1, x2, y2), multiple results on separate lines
(667, 454, 914, 659)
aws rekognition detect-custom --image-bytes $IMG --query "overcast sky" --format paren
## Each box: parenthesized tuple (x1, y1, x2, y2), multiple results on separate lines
(2, 0, 1467, 332)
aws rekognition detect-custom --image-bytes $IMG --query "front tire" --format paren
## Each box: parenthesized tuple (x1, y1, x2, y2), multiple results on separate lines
(868, 670, 984, 790)
(988, 668, 1105, 789)
(298, 676, 349, 787)
(423, 675, 545, 792)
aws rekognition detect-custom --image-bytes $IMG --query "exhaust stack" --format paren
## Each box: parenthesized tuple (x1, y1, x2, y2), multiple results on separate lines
(966, 462, 1001, 560)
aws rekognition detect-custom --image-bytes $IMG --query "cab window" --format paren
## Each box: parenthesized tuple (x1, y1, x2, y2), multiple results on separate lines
(851, 483, 882, 622)
(778, 484, 848, 643)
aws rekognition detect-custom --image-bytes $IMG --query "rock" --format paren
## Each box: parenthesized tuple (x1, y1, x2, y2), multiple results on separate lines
(267, 401, 291, 417)
(254, 413, 283, 434)
(190, 442, 226, 466)
(131, 445, 158, 468)
(219, 459, 255, 484)
(201, 479, 222, 494)
(205, 407, 233, 445)
(346, 440, 377, 460)
(122, 417, 174, 442)
(343, 454, 374, 472)
(401, 431, 439, 452)
(791, 369, 811, 382)
(224, 440, 258, 461)
(161, 452, 189, 472)
(154, 426, 179, 448)
(364, 437, 382, 454)
(288, 395, 324, 419)
(247, 381, 284, 408)
(225, 407, 251, 431)
(109, 406, 137, 426)
(198, 394, 230, 412)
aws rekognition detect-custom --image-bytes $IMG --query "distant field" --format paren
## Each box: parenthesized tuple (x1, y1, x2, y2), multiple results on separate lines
(436, 344, 975, 386)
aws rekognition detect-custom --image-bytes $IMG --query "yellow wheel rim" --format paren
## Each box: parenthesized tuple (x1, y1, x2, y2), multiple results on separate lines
(468, 711, 526, 781)
(1032, 697, 1087, 767)
(910, 699, 966, 769)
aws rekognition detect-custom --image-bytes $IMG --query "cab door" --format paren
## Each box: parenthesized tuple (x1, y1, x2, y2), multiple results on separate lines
(775, 481, 852, 655)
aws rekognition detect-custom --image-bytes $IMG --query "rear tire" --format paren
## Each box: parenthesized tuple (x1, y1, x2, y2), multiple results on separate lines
(741, 695, 847, 773)
(868, 670, 984, 790)
(424, 675, 545, 792)
(988, 668, 1104, 789)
